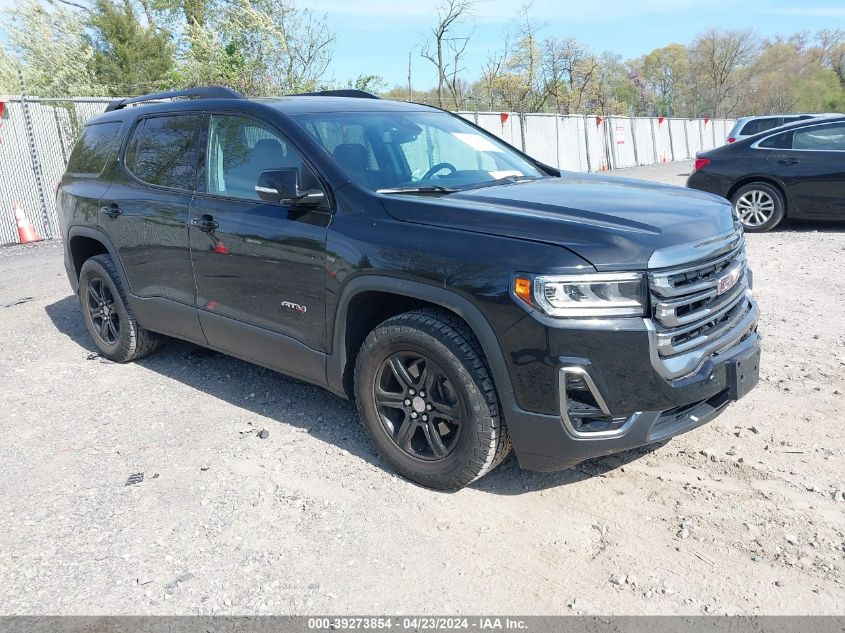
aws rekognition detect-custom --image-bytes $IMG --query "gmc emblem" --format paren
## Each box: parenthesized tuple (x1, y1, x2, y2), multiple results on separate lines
(717, 269, 740, 295)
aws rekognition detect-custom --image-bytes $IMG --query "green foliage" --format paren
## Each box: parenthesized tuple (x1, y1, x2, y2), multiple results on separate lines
(2, 0, 103, 97)
(347, 74, 387, 95)
(173, 0, 335, 96)
(0, 43, 19, 94)
(87, 0, 175, 96)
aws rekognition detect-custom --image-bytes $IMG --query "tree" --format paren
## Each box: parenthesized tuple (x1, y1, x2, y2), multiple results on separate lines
(811, 29, 845, 89)
(421, 0, 475, 108)
(496, 5, 547, 112)
(689, 29, 757, 117)
(175, 0, 335, 96)
(347, 74, 387, 95)
(0, 43, 19, 94)
(477, 30, 510, 110)
(542, 36, 598, 113)
(2, 0, 103, 96)
(87, 0, 175, 95)
(640, 43, 689, 115)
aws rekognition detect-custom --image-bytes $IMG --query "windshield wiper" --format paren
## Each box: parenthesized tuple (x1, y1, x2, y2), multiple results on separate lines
(463, 175, 546, 191)
(377, 185, 459, 195)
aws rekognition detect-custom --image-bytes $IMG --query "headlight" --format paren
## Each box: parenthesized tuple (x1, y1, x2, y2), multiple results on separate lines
(513, 272, 646, 317)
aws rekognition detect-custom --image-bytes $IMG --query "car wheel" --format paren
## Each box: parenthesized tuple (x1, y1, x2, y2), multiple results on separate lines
(731, 182, 785, 232)
(78, 254, 162, 362)
(354, 309, 511, 490)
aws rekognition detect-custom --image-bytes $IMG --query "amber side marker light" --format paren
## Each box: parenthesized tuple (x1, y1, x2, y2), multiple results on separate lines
(514, 277, 532, 303)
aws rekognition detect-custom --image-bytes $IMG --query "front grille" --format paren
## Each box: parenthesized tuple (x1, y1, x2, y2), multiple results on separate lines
(649, 240, 752, 359)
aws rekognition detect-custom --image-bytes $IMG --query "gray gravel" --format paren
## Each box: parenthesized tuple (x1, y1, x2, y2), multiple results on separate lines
(0, 163, 843, 615)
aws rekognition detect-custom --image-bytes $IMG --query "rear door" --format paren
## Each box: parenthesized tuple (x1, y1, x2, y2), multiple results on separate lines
(100, 112, 206, 342)
(188, 113, 331, 383)
(765, 121, 845, 218)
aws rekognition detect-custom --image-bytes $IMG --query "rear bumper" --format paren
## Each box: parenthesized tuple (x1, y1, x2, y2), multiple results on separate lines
(505, 324, 760, 472)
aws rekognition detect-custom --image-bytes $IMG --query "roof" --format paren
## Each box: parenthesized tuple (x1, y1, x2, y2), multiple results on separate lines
(256, 96, 438, 115)
(88, 86, 437, 123)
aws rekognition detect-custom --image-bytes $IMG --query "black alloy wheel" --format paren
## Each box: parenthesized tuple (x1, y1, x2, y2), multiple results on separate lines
(373, 351, 463, 460)
(86, 276, 120, 345)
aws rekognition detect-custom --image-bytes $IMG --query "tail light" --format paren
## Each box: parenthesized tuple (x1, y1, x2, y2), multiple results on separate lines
(694, 158, 710, 171)
(727, 137, 736, 143)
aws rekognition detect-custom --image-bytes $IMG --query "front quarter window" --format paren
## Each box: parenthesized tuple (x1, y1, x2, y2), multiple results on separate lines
(296, 110, 545, 191)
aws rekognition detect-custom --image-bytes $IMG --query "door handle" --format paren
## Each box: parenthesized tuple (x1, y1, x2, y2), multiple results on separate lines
(778, 158, 800, 166)
(101, 203, 123, 218)
(191, 215, 219, 232)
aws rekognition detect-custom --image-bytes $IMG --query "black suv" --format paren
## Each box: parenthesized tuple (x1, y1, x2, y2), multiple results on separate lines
(58, 87, 761, 489)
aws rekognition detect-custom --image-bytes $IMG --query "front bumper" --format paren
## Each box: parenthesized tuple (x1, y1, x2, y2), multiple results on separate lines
(504, 302, 760, 472)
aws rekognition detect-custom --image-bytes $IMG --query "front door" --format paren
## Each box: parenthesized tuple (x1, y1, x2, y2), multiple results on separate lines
(188, 113, 331, 383)
(770, 121, 845, 219)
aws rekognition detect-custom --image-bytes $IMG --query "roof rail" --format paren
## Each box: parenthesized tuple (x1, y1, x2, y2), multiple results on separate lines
(291, 89, 380, 99)
(104, 86, 244, 112)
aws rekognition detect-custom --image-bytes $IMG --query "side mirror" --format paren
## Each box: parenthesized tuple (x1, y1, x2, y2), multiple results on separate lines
(256, 168, 325, 207)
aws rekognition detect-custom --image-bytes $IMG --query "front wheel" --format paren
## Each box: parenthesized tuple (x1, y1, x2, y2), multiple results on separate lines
(354, 309, 511, 490)
(731, 182, 785, 232)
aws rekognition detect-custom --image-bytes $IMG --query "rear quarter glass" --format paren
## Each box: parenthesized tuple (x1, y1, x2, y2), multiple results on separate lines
(65, 122, 123, 176)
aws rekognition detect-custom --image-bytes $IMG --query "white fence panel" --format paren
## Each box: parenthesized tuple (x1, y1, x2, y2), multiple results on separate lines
(607, 117, 636, 169)
(668, 119, 687, 160)
(521, 114, 559, 168)
(556, 116, 588, 172)
(631, 118, 656, 165)
(685, 119, 704, 158)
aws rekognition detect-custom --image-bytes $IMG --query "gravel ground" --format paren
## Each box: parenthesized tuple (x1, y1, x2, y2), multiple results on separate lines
(0, 162, 843, 616)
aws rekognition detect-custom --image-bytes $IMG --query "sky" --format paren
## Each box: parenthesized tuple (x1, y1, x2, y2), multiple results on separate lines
(308, 0, 845, 88)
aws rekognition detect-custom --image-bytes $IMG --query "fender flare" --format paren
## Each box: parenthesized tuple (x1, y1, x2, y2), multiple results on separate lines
(326, 275, 515, 405)
(66, 225, 131, 291)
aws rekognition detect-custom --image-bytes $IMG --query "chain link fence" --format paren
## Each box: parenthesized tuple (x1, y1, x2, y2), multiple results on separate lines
(0, 96, 112, 245)
(0, 95, 734, 246)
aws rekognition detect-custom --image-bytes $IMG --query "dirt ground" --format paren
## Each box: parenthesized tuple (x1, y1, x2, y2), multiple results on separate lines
(0, 161, 843, 616)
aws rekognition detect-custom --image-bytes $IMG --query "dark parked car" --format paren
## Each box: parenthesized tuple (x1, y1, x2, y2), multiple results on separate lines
(58, 87, 761, 489)
(688, 115, 845, 232)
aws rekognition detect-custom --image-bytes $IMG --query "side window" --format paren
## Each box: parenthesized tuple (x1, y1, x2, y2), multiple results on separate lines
(758, 131, 793, 149)
(124, 114, 202, 190)
(66, 122, 123, 176)
(206, 114, 320, 201)
(792, 123, 845, 151)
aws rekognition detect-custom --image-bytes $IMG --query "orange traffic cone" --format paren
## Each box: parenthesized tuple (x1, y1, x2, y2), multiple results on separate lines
(14, 205, 40, 244)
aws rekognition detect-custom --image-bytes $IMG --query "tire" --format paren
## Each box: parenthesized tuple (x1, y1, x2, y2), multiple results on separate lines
(354, 308, 511, 490)
(78, 254, 162, 362)
(730, 182, 785, 232)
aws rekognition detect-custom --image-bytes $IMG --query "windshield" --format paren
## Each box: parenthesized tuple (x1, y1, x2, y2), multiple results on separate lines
(293, 110, 546, 192)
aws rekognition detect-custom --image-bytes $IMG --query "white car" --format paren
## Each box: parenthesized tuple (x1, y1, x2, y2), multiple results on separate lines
(726, 114, 837, 143)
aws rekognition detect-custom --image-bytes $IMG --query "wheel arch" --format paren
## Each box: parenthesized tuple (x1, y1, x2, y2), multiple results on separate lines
(67, 226, 130, 289)
(327, 276, 513, 406)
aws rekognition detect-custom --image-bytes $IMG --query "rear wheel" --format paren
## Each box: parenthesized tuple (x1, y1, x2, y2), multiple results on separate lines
(78, 254, 162, 362)
(731, 182, 785, 232)
(354, 309, 510, 490)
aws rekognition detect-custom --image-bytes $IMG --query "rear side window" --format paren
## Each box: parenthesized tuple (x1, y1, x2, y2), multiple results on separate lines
(758, 131, 793, 149)
(739, 118, 783, 136)
(124, 114, 202, 190)
(66, 122, 123, 176)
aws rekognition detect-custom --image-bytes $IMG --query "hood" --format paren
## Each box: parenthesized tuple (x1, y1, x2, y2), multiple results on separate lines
(382, 173, 735, 270)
